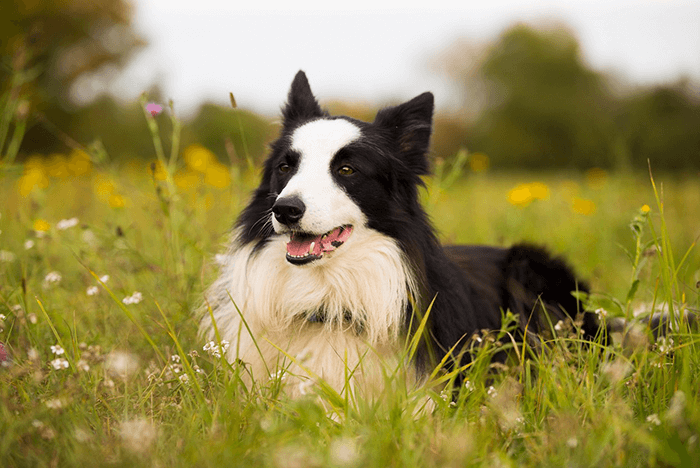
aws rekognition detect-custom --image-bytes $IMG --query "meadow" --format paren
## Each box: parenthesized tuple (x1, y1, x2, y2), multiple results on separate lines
(1, 136, 699, 466)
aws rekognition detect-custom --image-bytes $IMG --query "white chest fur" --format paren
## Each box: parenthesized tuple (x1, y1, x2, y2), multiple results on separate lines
(202, 227, 419, 397)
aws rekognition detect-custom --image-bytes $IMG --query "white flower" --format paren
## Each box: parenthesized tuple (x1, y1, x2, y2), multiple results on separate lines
(24, 240, 35, 250)
(170, 354, 180, 363)
(86, 286, 99, 296)
(566, 437, 579, 448)
(105, 350, 139, 379)
(44, 271, 62, 285)
(27, 348, 39, 361)
(45, 398, 64, 409)
(118, 417, 157, 455)
(0, 314, 5, 322)
(56, 217, 79, 230)
(464, 379, 475, 392)
(203, 340, 229, 358)
(28, 313, 37, 324)
(122, 291, 143, 305)
(178, 374, 190, 385)
(50, 358, 69, 370)
(646, 413, 661, 426)
(76, 359, 90, 372)
(50, 345, 65, 355)
(0, 251, 15, 263)
(99, 275, 110, 283)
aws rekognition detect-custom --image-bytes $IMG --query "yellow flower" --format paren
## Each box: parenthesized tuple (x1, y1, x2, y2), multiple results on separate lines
(184, 144, 215, 173)
(94, 177, 116, 202)
(33, 219, 50, 232)
(507, 182, 549, 207)
(204, 162, 231, 189)
(67, 149, 92, 176)
(571, 198, 596, 216)
(18, 166, 50, 197)
(108, 194, 126, 208)
(641, 204, 651, 213)
(508, 184, 534, 207)
(469, 152, 490, 173)
(174, 168, 201, 191)
(528, 182, 549, 200)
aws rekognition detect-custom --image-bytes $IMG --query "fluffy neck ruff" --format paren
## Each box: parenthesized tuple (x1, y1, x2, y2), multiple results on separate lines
(204, 226, 420, 349)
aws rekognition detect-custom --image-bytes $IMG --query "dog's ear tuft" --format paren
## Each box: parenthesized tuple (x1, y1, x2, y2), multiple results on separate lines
(282, 70, 325, 124)
(374, 92, 434, 175)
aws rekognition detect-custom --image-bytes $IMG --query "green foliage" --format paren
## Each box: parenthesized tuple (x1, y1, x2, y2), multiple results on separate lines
(441, 24, 700, 171)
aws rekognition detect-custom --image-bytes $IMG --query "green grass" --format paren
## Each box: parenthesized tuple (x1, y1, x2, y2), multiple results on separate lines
(1, 149, 699, 467)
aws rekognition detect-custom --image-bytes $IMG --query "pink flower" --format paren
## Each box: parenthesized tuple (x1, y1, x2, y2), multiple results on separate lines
(146, 103, 163, 117)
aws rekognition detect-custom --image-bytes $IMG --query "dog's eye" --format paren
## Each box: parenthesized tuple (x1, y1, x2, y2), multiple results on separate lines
(278, 163, 291, 173)
(338, 166, 355, 176)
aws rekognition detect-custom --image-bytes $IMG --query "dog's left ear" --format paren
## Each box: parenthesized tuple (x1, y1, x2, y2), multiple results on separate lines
(374, 92, 434, 175)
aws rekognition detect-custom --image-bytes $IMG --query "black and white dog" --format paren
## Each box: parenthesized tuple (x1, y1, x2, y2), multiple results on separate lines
(202, 71, 598, 396)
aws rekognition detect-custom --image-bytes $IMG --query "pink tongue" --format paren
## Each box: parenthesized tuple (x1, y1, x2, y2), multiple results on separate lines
(286, 226, 353, 257)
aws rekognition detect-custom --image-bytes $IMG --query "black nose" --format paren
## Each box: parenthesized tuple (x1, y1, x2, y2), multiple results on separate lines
(272, 196, 305, 226)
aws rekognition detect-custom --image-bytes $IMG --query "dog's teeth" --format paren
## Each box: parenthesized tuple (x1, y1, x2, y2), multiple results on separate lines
(309, 242, 315, 255)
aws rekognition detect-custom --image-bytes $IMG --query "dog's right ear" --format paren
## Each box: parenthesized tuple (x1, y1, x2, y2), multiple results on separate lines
(282, 70, 325, 124)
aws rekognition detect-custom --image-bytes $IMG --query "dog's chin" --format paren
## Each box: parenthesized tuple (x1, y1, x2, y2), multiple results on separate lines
(284, 225, 353, 265)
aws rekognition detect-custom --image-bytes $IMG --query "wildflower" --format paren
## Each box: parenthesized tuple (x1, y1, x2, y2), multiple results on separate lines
(184, 144, 215, 173)
(44, 271, 62, 286)
(99, 275, 110, 283)
(33, 219, 50, 234)
(27, 348, 39, 361)
(646, 414, 661, 426)
(464, 379, 475, 393)
(507, 182, 549, 207)
(571, 197, 596, 216)
(178, 374, 190, 385)
(118, 417, 157, 455)
(170, 354, 180, 363)
(24, 240, 35, 250)
(105, 350, 139, 379)
(56, 217, 79, 230)
(50, 358, 69, 370)
(122, 291, 143, 305)
(204, 162, 231, 189)
(28, 313, 37, 324)
(193, 365, 204, 375)
(108, 193, 126, 208)
(76, 359, 90, 372)
(566, 437, 579, 448)
(45, 154, 70, 178)
(602, 359, 632, 383)
(641, 204, 651, 213)
(0, 251, 16, 263)
(51, 345, 65, 355)
(45, 398, 64, 409)
(203, 340, 229, 358)
(487, 386, 497, 397)
(86, 286, 99, 296)
(18, 160, 50, 197)
(657, 336, 674, 354)
(67, 149, 92, 176)
(145, 102, 163, 117)
(270, 369, 286, 381)
(595, 308, 608, 319)
(329, 437, 359, 467)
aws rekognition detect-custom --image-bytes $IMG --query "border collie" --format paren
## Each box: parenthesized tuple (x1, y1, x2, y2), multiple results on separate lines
(202, 71, 598, 397)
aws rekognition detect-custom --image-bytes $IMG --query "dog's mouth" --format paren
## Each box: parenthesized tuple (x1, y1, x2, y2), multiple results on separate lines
(286, 225, 353, 265)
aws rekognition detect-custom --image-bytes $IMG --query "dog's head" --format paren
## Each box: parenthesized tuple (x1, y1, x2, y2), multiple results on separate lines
(238, 71, 434, 265)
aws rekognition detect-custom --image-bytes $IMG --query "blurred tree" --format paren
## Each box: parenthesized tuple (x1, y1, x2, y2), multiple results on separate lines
(467, 24, 615, 169)
(1, 0, 145, 155)
(616, 80, 700, 171)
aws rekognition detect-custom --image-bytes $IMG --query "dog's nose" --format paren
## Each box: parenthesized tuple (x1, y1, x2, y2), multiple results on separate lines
(272, 196, 306, 226)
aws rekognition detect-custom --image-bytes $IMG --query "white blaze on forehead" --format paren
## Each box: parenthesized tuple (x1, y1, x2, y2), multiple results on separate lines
(275, 118, 364, 234)
(291, 119, 361, 163)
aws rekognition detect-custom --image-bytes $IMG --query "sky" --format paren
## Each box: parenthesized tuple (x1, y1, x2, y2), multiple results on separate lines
(107, 0, 700, 118)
